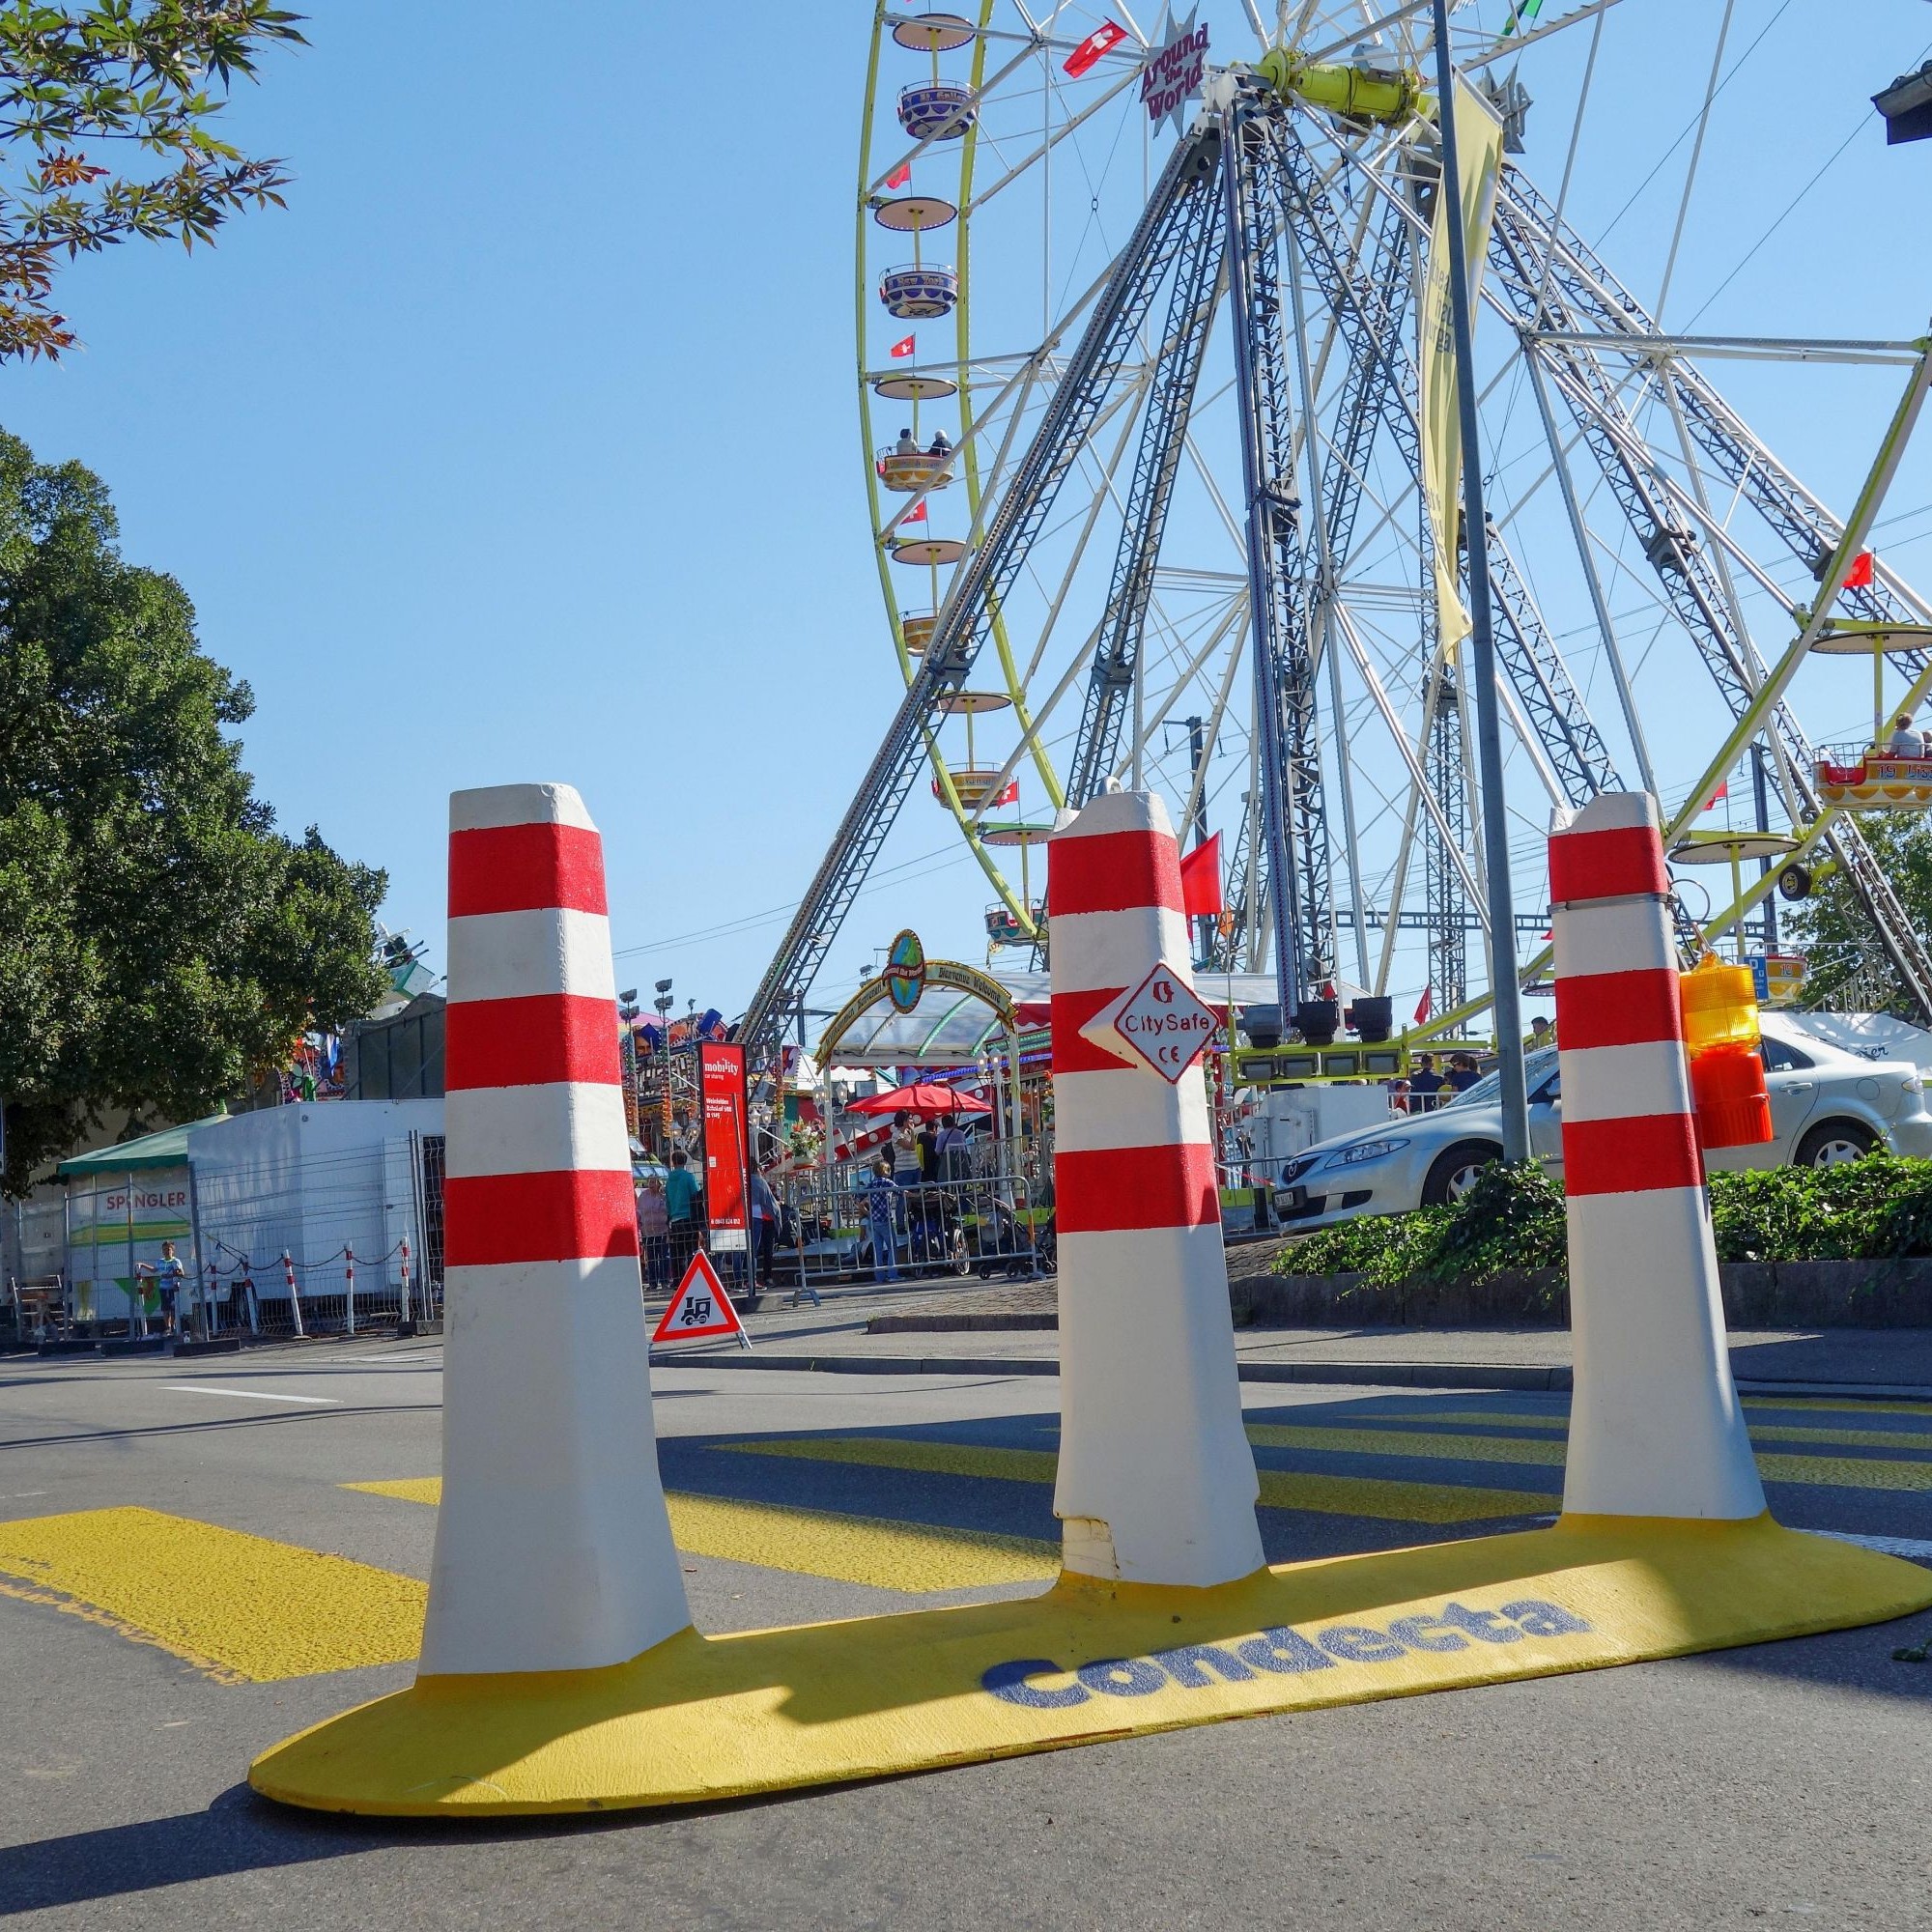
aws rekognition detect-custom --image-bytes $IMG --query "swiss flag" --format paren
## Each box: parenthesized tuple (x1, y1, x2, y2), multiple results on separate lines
(890, 333, 916, 358)
(1179, 831, 1223, 917)
(884, 159, 912, 189)
(1413, 985, 1433, 1025)
(1063, 18, 1128, 75)
(1844, 550, 1875, 589)
(905, 498, 927, 524)
(992, 779, 1019, 807)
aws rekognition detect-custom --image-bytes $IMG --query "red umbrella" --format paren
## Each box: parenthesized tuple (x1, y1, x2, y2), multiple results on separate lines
(845, 1082, 992, 1118)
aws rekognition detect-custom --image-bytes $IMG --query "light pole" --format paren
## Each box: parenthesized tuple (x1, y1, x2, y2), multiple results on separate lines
(1430, 0, 1529, 1162)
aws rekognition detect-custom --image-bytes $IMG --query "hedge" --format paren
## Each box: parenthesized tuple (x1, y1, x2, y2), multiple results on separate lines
(1271, 1156, 1932, 1290)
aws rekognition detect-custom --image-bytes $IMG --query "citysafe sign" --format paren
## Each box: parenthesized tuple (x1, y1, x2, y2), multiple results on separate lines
(1082, 962, 1218, 1083)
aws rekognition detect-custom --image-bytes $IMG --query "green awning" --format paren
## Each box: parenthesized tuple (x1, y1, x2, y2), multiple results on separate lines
(57, 1114, 228, 1178)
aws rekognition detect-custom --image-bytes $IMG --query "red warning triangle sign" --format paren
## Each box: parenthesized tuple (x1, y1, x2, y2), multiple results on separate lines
(651, 1251, 751, 1348)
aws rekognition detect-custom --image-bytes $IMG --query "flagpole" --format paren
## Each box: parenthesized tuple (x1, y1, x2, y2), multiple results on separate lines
(1431, 0, 1530, 1161)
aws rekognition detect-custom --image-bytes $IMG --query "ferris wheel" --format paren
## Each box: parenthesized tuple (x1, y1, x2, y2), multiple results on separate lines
(742, 2, 1932, 1052)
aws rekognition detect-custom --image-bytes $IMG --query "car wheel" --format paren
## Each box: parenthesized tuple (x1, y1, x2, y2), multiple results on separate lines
(1795, 1119, 1877, 1168)
(1422, 1141, 1501, 1207)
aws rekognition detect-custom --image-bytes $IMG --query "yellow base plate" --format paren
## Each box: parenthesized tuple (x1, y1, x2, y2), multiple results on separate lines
(251, 1515, 1931, 1817)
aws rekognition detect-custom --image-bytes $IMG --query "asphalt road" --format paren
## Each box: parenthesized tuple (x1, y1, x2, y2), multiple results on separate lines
(2, 1339, 1930, 1930)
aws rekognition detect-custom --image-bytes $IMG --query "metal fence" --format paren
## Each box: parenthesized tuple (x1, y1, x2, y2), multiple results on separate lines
(764, 1133, 1055, 1293)
(195, 1131, 441, 1338)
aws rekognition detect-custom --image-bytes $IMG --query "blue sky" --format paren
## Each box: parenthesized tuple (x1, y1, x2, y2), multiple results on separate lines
(7, 1, 1932, 1026)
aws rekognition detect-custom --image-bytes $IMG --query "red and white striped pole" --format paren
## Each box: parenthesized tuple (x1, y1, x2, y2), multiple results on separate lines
(282, 1250, 305, 1340)
(344, 1244, 356, 1338)
(421, 782, 689, 1676)
(1550, 792, 1764, 1519)
(1046, 787, 1264, 1586)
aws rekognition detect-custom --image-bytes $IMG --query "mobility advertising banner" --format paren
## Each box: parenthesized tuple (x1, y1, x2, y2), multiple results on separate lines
(698, 1042, 750, 1254)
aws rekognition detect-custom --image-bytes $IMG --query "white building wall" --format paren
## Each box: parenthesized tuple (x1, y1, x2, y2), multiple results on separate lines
(188, 1102, 442, 1307)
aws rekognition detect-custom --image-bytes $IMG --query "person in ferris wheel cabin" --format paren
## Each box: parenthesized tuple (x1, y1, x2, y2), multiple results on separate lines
(1889, 714, 1921, 757)
(895, 426, 919, 456)
(927, 428, 952, 458)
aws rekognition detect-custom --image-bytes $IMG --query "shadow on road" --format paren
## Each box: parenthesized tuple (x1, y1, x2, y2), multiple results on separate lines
(0, 1779, 785, 1914)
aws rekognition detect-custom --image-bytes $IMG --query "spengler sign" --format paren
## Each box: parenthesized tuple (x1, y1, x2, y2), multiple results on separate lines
(1108, 962, 1218, 1083)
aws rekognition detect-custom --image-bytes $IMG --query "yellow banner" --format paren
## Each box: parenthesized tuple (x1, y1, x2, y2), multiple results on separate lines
(1419, 77, 1505, 651)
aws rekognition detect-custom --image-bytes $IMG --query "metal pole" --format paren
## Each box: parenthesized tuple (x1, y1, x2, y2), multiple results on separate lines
(1221, 105, 1301, 1020)
(1284, 226, 1371, 990)
(1523, 346, 1658, 794)
(1430, 5, 1528, 1159)
(185, 1159, 208, 1343)
(1752, 744, 1778, 953)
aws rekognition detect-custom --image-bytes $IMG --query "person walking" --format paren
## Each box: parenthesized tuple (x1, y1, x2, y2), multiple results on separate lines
(865, 1158, 901, 1283)
(892, 1110, 923, 1264)
(637, 1176, 670, 1293)
(664, 1150, 701, 1283)
(916, 1113, 941, 1264)
(748, 1166, 779, 1291)
(132, 1238, 186, 1338)
(156, 1240, 185, 1336)
(1409, 1052, 1445, 1112)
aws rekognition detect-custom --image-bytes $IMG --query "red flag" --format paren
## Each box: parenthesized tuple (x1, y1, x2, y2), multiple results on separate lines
(1063, 18, 1128, 75)
(1701, 780, 1728, 811)
(890, 333, 916, 358)
(1844, 550, 1875, 589)
(904, 498, 927, 524)
(1179, 832, 1223, 917)
(884, 159, 912, 190)
(1413, 985, 1433, 1025)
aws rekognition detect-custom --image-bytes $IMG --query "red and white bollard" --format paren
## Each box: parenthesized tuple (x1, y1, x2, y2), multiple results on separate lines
(1045, 787, 1264, 1586)
(344, 1244, 356, 1338)
(1550, 791, 1765, 1520)
(422, 781, 688, 1676)
(399, 1238, 412, 1327)
(282, 1249, 306, 1340)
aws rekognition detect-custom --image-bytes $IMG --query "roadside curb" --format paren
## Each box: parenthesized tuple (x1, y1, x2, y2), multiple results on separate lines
(647, 1350, 1932, 1404)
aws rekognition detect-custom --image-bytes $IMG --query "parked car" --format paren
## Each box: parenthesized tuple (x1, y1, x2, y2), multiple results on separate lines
(1274, 1014, 1932, 1231)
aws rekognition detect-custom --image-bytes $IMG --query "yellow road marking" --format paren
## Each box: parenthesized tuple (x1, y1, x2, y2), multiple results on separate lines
(1245, 1422, 1932, 1490)
(715, 1436, 1553, 1523)
(346, 1480, 1057, 1593)
(0, 1507, 423, 1682)
(1754, 1453, 1932, 1492)
(1247, 1422, 1566, 1467)
(1753, 1424, 1932, 1452)
(1294, 1409, 1567, 1432)
(1746, 1396, 1932, 1418)
(1333, 1406, 1932, 1448)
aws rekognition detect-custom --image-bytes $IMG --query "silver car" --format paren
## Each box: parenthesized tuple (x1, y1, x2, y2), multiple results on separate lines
(1274, 1014, 1932, 1230)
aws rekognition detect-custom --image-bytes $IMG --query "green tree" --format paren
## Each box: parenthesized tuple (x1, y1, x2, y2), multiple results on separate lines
(0, 2, 304, 359)
(0, 426, 385, 1187)
(1783, 813, 1932, 1015)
